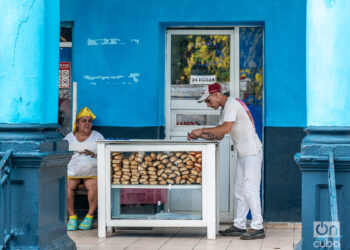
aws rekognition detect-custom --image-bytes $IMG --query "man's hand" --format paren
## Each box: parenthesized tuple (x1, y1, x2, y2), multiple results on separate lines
(187, 129, 203, 140)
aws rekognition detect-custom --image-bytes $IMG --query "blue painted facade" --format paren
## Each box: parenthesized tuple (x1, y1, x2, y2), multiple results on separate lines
(60, 0, 307, 221)
(60, 0, 306, 128)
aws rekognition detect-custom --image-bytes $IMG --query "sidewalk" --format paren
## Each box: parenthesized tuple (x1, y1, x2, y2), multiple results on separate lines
(68, 224, 301, 250)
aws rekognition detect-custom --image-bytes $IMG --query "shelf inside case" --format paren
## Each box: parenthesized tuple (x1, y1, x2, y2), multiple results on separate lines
(111, 184, 201, 189)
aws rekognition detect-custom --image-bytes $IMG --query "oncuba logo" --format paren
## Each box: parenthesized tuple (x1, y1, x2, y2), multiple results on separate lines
(313, 221, 340, 248)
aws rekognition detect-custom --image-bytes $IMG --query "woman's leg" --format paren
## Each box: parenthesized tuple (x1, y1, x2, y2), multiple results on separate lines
(83, 178, 98, 216)
(67, 178, 81, 216)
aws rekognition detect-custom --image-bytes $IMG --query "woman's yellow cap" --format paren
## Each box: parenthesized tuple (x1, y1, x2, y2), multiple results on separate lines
(73, 107, 96, 132)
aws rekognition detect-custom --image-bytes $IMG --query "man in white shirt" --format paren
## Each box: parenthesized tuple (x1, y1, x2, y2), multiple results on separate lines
(188, 82, 264, 240)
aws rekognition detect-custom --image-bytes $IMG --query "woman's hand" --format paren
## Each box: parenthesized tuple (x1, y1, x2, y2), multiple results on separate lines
(77, 150, 97, 158)
(84, 149, 97, 158)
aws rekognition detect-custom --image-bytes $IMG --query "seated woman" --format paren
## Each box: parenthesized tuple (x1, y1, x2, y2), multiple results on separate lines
(64, 107, 104, 230)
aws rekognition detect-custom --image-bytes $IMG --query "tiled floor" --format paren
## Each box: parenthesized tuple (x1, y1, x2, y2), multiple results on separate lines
(68, 224, 301, 250)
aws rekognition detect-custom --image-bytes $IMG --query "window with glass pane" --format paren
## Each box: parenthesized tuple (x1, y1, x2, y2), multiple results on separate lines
(171, 35, 231, 100)
(176, 114, 220, 126)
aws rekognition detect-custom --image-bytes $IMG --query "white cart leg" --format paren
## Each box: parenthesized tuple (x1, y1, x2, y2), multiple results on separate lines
(107, 226, 113, 234)
(207, 144, 217, 240)
(97, 143, 107, 238)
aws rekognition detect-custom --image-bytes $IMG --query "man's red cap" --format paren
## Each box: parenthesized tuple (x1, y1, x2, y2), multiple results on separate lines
(197, 82, 221, 102)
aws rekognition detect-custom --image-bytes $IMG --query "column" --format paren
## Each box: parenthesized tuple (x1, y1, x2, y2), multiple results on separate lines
(0, 1, 75, 249)
(295, 1, 350, 249)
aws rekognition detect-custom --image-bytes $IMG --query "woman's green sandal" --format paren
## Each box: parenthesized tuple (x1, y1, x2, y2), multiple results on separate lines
(78, 214, 94, 230)
(67, 214, 78, 231)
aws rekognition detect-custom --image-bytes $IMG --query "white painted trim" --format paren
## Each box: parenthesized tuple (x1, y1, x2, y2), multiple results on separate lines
(165, 32, 171, 140)
(71, 81, 77, 130)
(233, 27, 240, 98)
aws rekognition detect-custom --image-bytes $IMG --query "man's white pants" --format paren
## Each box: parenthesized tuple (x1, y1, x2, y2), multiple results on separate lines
(233, 149, 263, 230)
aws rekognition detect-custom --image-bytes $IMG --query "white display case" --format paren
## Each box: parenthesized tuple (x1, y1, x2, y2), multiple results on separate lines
(97, 140, 219, 239)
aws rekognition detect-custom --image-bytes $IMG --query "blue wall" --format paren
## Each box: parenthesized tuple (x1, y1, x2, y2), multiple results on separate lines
(61, 0, 306, 128)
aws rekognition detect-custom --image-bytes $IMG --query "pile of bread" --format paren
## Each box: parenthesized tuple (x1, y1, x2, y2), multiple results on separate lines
(111, 152, 202, 185)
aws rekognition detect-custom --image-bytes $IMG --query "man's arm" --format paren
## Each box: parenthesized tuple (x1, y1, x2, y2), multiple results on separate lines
(188, 122, 234, 141)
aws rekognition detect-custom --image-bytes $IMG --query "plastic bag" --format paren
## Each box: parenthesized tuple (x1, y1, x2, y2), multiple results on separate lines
(67, 153, 97, 178)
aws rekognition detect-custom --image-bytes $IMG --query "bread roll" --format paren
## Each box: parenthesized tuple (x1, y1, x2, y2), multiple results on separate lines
(175, 152, 182, 157)
(160, 154, 169, 160)
(114, 172, 122, 177)
(150, 180, 158, 185)
(174, 159, 182, 165)
(145, 161, 153, 166)
(188, 178, 195, 183)
(167, 179, 175, 184)
(129, 154, 135, 161)
(148, 167, 157, 172)
(180, 179, 186, 184)
(157, 169, 164, 176)
(113, 167, 122, 172)
(144, 155, 152, 162)
(139, 170, 148, 176)
(161, 173, 168, 179)
(161, 158, 169, 164)
(168, 173, 176, 179)
(180, 154, 187, 159)
(196, 177, 202, 184)
(112, 152, 123, 157)
(169, 156, 177, 162)
(122, 181, 130, 185)
(174, 170, 181, 176)
(153, 161, 161, 167)
(157, 164, 165, 169)
(175, 176, 181, 184)
(189, 155, 197, 162)
(123, 159, 130, 165)
(148, 171, 156, 176)
(131, 160, 138, 166)
(151, 152, 157, 161)
(164, 168, 172, 174)
(194, 163, 201, 168)
(159, 180, 167, 185)
(186, 160, 194, 166)
(171, 166, 178, 171)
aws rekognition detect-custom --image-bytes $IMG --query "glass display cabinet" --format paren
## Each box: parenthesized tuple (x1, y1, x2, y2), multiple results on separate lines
(97, 140, 219, 239)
